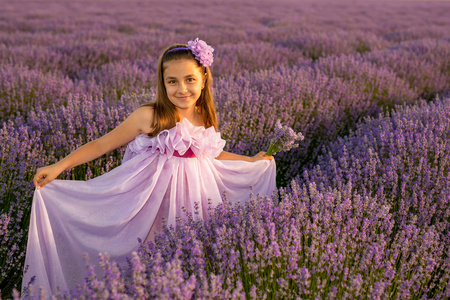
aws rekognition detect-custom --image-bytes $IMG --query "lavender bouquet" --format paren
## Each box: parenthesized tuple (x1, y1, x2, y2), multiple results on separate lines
(266, 119, 304, 156)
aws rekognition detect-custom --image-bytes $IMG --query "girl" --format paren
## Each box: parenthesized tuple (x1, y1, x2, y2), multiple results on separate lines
(22, 38, 276, 296)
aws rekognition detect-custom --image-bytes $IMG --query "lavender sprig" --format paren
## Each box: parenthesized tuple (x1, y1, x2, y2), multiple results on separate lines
(266, 120, 304, 156)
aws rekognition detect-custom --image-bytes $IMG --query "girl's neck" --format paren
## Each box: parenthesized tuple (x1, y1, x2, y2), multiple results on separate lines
(177, 106, 203, 126)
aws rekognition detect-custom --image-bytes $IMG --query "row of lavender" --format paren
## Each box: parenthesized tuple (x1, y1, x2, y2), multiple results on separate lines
(1, 34, 448, 121)
(2, 0, 448, 73)
(17, 96, 450, 299)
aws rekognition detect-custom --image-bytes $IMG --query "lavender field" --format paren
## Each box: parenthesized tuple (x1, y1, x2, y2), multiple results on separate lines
(1, 0, 449, 298)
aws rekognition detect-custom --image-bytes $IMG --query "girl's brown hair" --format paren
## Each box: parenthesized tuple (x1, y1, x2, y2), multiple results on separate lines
(141, 44, 218, 137)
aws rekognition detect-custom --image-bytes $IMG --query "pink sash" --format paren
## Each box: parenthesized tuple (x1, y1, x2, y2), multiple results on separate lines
(171, 148, 196, 158)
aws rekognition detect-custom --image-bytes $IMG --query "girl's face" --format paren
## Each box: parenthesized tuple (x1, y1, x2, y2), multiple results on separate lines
(163, 59, 205, 112)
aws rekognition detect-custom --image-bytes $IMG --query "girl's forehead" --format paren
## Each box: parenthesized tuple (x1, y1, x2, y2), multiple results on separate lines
(163, 59, 202, 76)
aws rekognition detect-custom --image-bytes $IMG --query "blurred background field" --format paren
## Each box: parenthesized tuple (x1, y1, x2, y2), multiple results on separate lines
(0, 0, 449, 298)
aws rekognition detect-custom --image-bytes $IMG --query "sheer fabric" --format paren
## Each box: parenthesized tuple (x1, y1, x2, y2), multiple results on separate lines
(22, 119, 276, 295)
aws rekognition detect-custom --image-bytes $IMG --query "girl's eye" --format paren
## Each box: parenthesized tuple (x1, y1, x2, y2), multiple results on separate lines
(187, 78, 195, 83)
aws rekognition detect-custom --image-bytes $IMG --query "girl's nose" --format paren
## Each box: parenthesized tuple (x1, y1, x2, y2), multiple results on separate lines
(179, 83, 188, 93)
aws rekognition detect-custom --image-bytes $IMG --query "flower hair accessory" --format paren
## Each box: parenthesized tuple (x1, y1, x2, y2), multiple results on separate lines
(187, 38, 214, 67)
(166, 38, 214, 68)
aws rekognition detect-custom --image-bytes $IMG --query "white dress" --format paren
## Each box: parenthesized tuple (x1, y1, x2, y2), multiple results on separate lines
(21, 118, 277, 295)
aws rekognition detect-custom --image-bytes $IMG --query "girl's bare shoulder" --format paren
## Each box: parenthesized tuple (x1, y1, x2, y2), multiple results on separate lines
(132, 105, 155, 134)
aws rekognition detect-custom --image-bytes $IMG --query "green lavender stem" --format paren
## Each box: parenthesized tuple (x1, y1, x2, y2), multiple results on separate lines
(266, 141, 278, 156)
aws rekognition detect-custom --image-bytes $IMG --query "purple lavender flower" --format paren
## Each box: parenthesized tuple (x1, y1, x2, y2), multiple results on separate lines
(265, 120, 304, 156)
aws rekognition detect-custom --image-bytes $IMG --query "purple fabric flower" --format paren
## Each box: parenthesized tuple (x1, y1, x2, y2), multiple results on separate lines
(266, 120, 304, 156)
(187, 38, 214, 67)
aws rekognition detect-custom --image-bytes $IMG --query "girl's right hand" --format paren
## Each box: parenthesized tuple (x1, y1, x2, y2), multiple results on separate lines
(252, 151, 274, 161)
(33, 164, 63, 190)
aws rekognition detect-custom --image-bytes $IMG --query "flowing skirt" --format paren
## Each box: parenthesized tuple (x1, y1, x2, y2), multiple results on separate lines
(21, 151, 276, 295)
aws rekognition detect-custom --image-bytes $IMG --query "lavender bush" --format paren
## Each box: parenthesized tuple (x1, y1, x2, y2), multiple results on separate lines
(1, 0, 450, 297)
(277, 29, 389, 60)
(0, 65, 75, 119)
(299, 97, 450, 251)
(366, 38, 450, 101)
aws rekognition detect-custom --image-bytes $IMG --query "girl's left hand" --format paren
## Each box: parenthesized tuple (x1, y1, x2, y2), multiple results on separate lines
(252, 151, 274, 162)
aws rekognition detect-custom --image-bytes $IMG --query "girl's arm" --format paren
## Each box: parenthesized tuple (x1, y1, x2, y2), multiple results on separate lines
(33, 106, 154, 189)
(215, 151, 273, 162)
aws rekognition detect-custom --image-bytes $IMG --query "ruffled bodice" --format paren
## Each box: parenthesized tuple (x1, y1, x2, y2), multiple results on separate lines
(124, 118, 226, 162)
